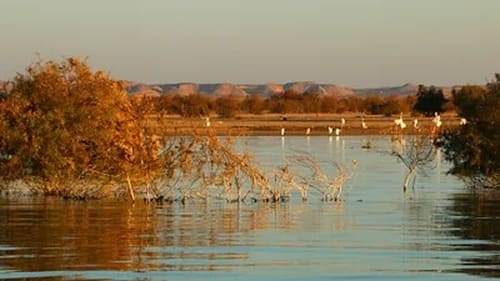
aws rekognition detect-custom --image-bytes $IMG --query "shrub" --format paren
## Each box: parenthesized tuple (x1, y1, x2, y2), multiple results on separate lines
(437, 75, 499, 188)
(413, 85, 447, 116)
(0, 58, 162, 194)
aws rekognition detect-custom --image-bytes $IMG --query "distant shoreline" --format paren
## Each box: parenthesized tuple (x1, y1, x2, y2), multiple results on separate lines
(151, 113, 460, 136)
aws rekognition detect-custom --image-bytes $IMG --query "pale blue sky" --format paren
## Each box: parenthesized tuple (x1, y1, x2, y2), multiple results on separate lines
(1, 0, 499, 87)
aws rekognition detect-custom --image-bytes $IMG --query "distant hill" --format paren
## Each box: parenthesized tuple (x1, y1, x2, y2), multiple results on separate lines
(127, 81, 360, 97)
(0, 79, 458, 98)
(283, 81, 355, 97)
(354, 83, 419, 96)
(243, 83, 284, 97)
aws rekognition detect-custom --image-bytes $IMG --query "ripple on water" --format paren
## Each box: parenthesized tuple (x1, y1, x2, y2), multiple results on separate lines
(0, 136, 498, 280)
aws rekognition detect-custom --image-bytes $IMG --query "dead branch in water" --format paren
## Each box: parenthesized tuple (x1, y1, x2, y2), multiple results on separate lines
(143, 132, 276, 203)
(286, 154, 357, 201)
(391, 134, 436, 192)
(141, 132, 359, 203)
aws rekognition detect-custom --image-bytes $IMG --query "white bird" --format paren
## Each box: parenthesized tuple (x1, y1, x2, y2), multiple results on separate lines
(460, 118, 467, 125)
(281, 127, 285, 136)
(328, 126, 333, 135)
(435, 120, 442, 128)
(413, 119, 419, 129)
(432, 113, 441, 128)
(394, 112, 406, 129)
(361, 118, 368, 129)
(341, 118, 346, 127)
(335, 128, 341, 136)
(394, 112, 402, 125)
(433, 112, 440, 122)
(205, 117, 211, 127)
(306, 128, 311, 136)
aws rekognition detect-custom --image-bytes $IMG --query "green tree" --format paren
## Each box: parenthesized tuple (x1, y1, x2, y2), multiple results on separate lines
(413, 85, 447, 116)
(437, 75, 500, 188)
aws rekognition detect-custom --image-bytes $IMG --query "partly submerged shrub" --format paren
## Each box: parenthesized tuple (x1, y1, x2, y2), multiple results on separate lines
(0, 58, 162, 196)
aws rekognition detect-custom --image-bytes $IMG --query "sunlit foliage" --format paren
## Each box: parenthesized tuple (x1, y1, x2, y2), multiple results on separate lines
(0, 58, 163, 196)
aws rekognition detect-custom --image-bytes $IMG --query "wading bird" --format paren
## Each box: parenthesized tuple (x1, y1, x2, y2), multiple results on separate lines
(394, 112, 406, 129)
(432, 112, 442, 128)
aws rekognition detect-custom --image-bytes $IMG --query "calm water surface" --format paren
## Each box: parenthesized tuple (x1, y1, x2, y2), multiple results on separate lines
(0, 136, 498, 280)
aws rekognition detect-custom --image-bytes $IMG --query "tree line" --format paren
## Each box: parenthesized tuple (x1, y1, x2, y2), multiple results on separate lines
(147, 87, 458, 118)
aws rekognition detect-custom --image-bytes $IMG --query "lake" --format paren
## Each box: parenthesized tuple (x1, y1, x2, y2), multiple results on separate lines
(0, 136, 498, 280)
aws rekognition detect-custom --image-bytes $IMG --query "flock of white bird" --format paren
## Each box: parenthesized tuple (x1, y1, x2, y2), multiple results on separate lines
(202, 113, 467, 136)
(278, 112, 467, 136)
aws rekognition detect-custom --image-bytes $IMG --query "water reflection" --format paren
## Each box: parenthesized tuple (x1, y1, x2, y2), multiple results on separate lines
(445, 190, 500, 278)
(0, 191, 499, 280)
(0, 198, 153, 272)
(0, 198, 351, 276)
(0, 136, 498, 281)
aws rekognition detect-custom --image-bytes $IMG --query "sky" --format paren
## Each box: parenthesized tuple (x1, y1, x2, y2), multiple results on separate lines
(1, 0, 499, 88)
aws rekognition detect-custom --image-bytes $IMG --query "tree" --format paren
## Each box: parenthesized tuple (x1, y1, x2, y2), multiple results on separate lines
(0, 58, 162, 196)
(380, 97, 402, 116)
(452, 85, 487, 121)
(268, 89, 304, 114)
(215, 95, 240, 118)
(241, 94, 265, 114)
(362, 95, 385, 114)
(302, 92, 322, 113)
(164, 94, 210, 117)
(413, 85, 447, 116)
(320, 96, 339, 113)
(437, 75, 499, 188)
(1, 57, 359, 202)
(391, 135, 436, 192)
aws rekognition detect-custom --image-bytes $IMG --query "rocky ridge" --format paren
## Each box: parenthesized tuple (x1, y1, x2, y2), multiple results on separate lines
(126, 81, 431, 97)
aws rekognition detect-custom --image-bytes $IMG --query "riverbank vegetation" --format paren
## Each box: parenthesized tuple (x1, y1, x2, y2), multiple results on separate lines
(437, 75, 499, 188)
(0, 58, 164, 199)
(0, 58, 496, 200)
(0, 58, 359, 200)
